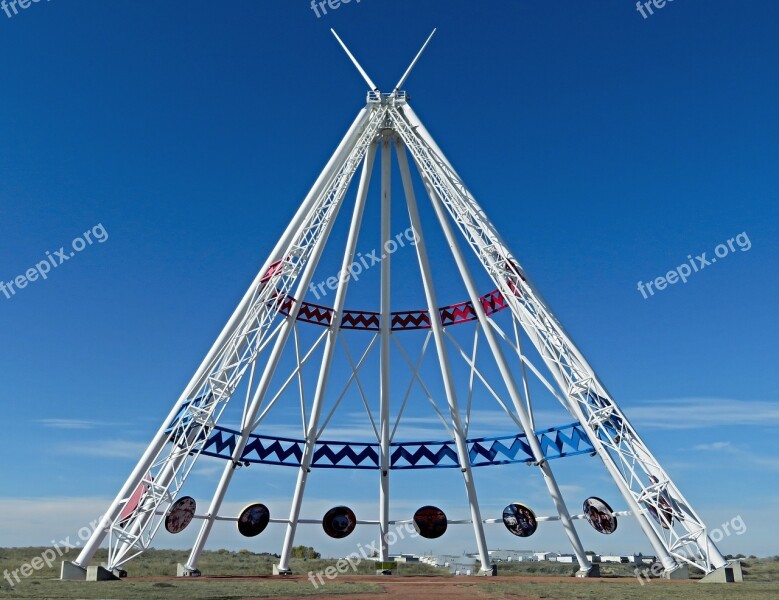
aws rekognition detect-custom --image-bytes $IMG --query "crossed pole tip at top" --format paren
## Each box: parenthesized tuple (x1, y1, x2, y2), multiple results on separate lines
(330, 28, 437, 93)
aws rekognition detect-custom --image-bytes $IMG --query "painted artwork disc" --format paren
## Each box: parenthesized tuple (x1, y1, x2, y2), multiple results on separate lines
(165, 496, 196, 534)
(322, 506, 357, 539)
(237, 503, 270, 537)
(502, 502, 538, 537)
(413, 505, 448, 539)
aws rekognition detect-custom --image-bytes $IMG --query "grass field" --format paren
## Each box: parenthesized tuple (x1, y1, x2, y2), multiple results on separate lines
(0, 548, 777, 599)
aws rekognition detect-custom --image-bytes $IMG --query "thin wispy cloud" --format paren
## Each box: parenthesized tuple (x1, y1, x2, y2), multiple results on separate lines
(39, 418, 104, 430)
(56, 439, 148, 459)
(690, 440, 779, 470)
(623, 398, 779, 430)
(693, 441, 732, 451)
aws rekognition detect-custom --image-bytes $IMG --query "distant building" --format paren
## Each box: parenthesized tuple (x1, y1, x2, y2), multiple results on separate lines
(425, 549, 656, 568)
(586, 554, 601, 563)
(419, 553, 476, 574)
(534, 552, 560, 562)
(389, 554, 419, 563)
(601, 554, 655, 564)
(556, 554, 576, 563)
(488, 549, 536, 562)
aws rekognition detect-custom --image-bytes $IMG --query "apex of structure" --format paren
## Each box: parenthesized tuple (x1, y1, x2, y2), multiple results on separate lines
(331, 28, 436, 100)
(367, 90, 408, 105)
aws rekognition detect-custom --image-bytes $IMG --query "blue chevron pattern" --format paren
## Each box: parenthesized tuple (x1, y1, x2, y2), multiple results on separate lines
(197, 422, 594, 469)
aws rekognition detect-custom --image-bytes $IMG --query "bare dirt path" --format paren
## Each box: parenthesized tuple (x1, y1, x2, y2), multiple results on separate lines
(235, 574, 695, 600)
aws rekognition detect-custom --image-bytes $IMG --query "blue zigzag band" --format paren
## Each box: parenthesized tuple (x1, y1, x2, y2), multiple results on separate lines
(195, 422, 594, 469)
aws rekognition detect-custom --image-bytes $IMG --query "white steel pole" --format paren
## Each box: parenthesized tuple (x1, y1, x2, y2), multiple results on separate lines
(419, 152, 592, 574)
(395, 140, 493, 575)
(512, 319, 535, 429)
(378, 133, 392, 562)
(331, 29, 379, 91)
(277, 142, 378, 573)
(73, 107, 372, 570)
(394, 29, 437, 92)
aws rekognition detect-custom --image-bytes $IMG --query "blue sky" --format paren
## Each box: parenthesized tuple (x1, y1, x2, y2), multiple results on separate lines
(1, 0, 778, 564)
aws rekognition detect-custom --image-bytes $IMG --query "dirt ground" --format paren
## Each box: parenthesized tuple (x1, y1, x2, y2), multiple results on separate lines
(188, 574, 696, 600)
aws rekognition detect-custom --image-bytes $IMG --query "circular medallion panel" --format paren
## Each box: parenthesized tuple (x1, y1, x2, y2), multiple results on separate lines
(165, 496, 196, 534)
(237, 503, 270, 537)
(323, 506, 357, 539)
(502, 502, 538, 537)
(583, 496, 618, 534)
(413, 505, 448, 539)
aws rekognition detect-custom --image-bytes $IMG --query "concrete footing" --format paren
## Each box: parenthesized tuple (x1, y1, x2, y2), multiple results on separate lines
(60, 561, 87, 581)
(272, 564, 292, 576)
(375, 561, 396, 575)
(663, 564, 689, 580)
(477, 564, 497, 576)
(700, 561, 743, 583)
(576, 564, 600, 578)
(177, 563, 201, 577)
(86, 566, 120, 581)
(103, 565, 127, 578)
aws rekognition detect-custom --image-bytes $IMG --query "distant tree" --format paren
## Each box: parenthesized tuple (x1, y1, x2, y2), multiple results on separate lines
(290, 545, 321, 560)
(735, 553, 746, 559)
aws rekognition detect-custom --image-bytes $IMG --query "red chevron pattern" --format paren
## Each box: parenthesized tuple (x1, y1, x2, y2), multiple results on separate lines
(341, 310, 381, 330)
(276, 294, 294, 315)
(439, 300, 475, 326)
(276, 290, 509, 331)
(260, 259, 284, 284)
(436, 289, 509, 326)
(391, 310, 431, 330)
(297, 302, 335, 327)
(276, 296, 334, 326)
(481, 289, 507, 315)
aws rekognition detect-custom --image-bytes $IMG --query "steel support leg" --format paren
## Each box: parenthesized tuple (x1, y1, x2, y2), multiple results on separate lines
(378, 134, 392, 562)
(396, 139, 492, 575)
(277, 142, 378, 573)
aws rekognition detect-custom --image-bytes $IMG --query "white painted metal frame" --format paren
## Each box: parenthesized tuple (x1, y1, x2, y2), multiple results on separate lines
(389, 102, 726, 574)
(378, 133, 393, 561)
(73, 30, 727, 578)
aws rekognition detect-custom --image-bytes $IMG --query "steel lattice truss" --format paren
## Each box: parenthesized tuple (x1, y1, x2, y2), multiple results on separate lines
(72, 31, 728, 580)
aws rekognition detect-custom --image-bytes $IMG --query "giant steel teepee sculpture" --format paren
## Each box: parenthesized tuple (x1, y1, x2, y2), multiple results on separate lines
(66, 30, 730, 581)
